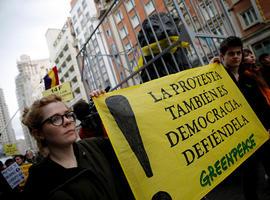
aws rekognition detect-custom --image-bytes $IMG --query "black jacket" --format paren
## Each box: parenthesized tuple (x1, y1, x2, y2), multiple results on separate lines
(238, 66, 270, 130)
(23, 138, 134, 200)
(225, 66, 270, 129)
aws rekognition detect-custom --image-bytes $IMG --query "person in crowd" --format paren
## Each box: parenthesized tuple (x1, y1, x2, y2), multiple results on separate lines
(259, 53, 270, 86)
(219, 36, 243, 82)
(4, 158, 15, 168)
(238, 49, 270, 131)
(19, 151, 34, 190)
(0, 161, 9, 197)
(13, 155, 25, 166)
(238, 49, 270, 200)
(0, 161, 4, 171)
(73, 99, 106, 139)
(213, 40, 270, 130)
(25, 150, 37, 164)
(210, 37, 269, 200)
(0, 161, 10, 198)
(0, 159, 22, 200)
(21, 94, 134, 200)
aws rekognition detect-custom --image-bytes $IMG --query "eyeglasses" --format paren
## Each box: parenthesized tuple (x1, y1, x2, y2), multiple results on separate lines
(41, 111, 76, 126)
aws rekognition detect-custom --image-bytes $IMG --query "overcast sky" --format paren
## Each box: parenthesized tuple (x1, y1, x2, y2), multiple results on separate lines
(0, 0, 71, 139)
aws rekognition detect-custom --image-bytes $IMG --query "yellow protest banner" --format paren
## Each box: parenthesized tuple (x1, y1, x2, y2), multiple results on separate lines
(3, 144, 18, 156)
(42, 82, 73, 102)
(94, 63, 269, 200)
(19, 163, 32, 187)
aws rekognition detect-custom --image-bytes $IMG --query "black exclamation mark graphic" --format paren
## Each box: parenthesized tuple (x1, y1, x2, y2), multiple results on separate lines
(106, 95, 172, 200)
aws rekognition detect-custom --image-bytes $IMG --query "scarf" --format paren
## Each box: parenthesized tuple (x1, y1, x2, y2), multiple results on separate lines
(244, 68, 270, 106)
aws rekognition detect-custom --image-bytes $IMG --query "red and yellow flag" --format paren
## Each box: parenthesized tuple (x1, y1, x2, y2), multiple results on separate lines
(43, 66, 59, 90)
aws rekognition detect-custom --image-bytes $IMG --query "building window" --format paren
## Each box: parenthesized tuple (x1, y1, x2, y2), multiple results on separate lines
(79, 39, 83, 47)
(252, 38, 270, 58)
(70, 66, 74, 72)
(84, 31, 90, 40)
(125, 0, 135, 12)
(111, 44, 117, 53)
(115, 10, 123, 24)
(77, 7, 82, 16)
(80, 18, 86, 28)
(66, 55, 72, 62)
(82, 0, 87, 9)
(240, 7, 259, 28)
(106, 29, 112, 37)
(93, 39, 98, 47)
(75, 88, 81, 94)
(125, 42, 132, 52)
(85, 12, 90, 21)
(89, 25, 94, 33)
(201, 1, 217, 21)
(75, 27, 80, 35)
(101, 66, 107, 73)
(131, 14, 140, 28)
(72, 76, 78, 83)
(120, 72, 125, 81)
(59, 51, 64, 58)
(64, 71, 69, 78)
(64, 44, 69, 51)
(72, 15, 77, 25)
(119, 26, 128, 39)
(145, 1, 155, 15)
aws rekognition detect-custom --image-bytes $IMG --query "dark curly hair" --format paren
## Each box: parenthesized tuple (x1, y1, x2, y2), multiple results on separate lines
(21, 94, 64, 153)
(219, 36, 243, 55)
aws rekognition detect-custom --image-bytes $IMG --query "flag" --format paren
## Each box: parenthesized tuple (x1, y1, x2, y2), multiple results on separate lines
(43, 66, 59, 90)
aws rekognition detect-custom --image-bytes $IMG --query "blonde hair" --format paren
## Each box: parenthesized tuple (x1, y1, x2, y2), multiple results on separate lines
(21, 94, 63, 154)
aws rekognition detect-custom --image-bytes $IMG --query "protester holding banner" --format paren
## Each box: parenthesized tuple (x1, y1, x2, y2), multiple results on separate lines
(0, 161, 10, 197)
(239, 49, 270, 130)
(237, 48, 270, 200)
(217, 37, 270, 200)
(0, 162, 23, 200)
(13, 154, 25, 166)
(21, 94, 134, 200)
(219, 36, 243, 83)
(0, 162, 11, 198)
(13, 154, 32, 190)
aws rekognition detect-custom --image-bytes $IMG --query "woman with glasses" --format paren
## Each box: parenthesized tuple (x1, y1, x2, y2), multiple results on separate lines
(21, 94, 134, 200)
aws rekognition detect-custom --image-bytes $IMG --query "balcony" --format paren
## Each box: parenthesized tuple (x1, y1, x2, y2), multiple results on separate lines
(96, 0, 114, 19)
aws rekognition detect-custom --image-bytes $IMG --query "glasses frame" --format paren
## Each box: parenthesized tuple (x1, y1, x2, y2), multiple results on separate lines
(41, 111, 76, 127)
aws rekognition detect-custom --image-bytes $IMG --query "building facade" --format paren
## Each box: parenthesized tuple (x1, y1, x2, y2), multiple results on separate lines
(224, 0, 270, 57)
(95, 0, 171, 86)
(78, 0, 234, 89)
(77, 0, 269, 90)
(0, 88, 16, 145)
(45, 18, 88, 106)
(70, 0, 117, 93)
(15, 55, 50, 151)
